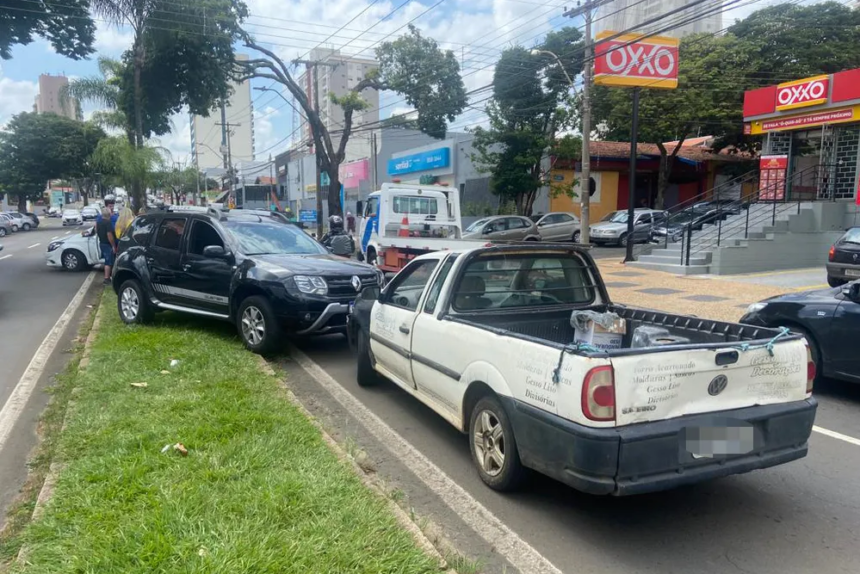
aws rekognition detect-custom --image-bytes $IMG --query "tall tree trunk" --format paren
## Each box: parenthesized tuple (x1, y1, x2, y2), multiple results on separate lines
(326, 166, 343, 218)
(132, 39, 146, 214)
(17, 195, 27, 213)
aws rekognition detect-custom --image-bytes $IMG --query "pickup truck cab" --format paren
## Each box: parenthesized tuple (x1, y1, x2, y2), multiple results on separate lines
(348, 245, 817, 495)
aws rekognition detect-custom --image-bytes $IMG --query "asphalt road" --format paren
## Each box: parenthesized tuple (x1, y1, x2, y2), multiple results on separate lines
(289, 334, 860, 574)
(0, 218, 97, 523)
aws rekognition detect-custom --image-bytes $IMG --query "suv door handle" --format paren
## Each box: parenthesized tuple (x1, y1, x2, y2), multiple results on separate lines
(399, 325, 410, 334)
(182, 264, 191, 271)
(146, 257, 155, 264)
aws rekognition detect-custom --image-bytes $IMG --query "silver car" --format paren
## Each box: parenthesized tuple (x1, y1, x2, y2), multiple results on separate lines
(590, 209, 668, 247)
(535, 212, 582, 243)
(3, 211, 36, 232)
(462, 215, 542, 242)
(62, 209, 84, 226)
(0, 214, 13, 236)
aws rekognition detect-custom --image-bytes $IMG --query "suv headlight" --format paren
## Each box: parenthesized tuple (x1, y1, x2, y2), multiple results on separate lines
(47, 241, 63, 252)
(745, 302, 767, 315)
(293, 275, 328, 295)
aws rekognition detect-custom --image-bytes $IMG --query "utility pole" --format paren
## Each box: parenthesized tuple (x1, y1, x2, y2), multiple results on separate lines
(219, 100, 228, 170)
(564, 0, 612, 245)
(216, 121, 241, 206)
(371, 130, 378, 190)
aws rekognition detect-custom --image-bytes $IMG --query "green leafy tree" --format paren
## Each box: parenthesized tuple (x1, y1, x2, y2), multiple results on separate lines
(238, 25, 467, 218)
(0, 113, 105, 211)
(91, 136, 167, 198)
(152, 166, 199, 204)
(470, 28, 584, 215)
(88, 0, 247, 212)
(0, 0, 95, 60)
(592, 33, 755, 209)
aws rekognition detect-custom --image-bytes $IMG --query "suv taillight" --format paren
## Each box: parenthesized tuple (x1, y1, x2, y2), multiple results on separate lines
(806, 344, 815, 394)
(582, 365, 615, 421)
(828, 245, 836, 261)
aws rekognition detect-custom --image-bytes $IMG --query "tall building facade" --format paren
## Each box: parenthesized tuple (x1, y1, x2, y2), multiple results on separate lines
(190, 54, 255, 171)
(34, 74, 78, 120)
(595, 0, 723, 38)
(292, 48, 380, 162)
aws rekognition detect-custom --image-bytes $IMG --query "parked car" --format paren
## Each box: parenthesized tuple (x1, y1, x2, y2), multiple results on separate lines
(348, 245, 816, 495)
(651, 208, 723, 242)
(0, 215, 12, 236)
(112, 206, 383, 354)
(81, 206, 100, 221)
(62, 209, 83, 226)
(24, 212, 40, 228)
(826, 227, 860, 287)
(462, 215, 541, 242)
(535, 212, 582, 243)
(741, 281, 860, 384)
(45, 227, 102, 271)
(4, 211, 37, 232)
(590, 209, 668, 246)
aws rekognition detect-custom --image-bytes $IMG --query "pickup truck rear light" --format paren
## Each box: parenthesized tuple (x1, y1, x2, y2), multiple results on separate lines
(828, 245, 836, 261)
(582, 365, 615, 421)
(806, 344, 815, 394)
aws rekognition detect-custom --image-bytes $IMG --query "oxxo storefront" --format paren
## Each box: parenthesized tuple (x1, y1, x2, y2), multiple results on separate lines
(743, 68, 860, 204)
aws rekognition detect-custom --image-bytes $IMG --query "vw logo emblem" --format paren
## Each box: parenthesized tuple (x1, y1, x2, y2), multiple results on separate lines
(351, 275, 362, 292)
(708, 375, 728, 396)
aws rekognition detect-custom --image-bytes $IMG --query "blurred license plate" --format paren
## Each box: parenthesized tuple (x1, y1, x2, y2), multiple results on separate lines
(684, 425, 754, 459)
(348, 301, 355, 314)
(846, 269, 860, 277)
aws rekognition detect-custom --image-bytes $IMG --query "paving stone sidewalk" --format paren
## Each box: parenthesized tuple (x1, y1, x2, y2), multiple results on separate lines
(595, 260, 796, 323)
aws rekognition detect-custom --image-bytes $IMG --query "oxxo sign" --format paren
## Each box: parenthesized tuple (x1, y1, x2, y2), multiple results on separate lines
(594, 31, 679, 90)
(775, 75, 829, 111)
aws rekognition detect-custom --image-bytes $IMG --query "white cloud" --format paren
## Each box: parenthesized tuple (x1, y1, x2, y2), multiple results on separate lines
(95, 23, 134, 54)
(154, 112, 193, 165)
(253, 105, 281, 158)
(0, 65, 38, 126)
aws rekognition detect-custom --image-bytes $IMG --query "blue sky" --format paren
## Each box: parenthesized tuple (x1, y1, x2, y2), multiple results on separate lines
(0, 0, 769, 163)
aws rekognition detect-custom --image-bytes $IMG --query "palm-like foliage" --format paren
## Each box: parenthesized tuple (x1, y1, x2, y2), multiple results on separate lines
(91, 136, 167, 199)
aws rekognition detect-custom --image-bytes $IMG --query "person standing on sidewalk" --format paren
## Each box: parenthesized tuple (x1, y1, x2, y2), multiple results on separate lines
(97, 207, 117, 285)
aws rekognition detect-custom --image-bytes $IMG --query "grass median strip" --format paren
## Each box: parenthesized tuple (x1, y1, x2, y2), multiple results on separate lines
(10, 292, 442, 573)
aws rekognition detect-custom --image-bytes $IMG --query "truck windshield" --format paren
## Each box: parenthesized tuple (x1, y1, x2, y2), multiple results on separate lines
(453, 253, 596, 311)
(225, 221, 327, 256)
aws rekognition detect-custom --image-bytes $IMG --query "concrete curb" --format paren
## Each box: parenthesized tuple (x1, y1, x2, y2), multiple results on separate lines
(16, 292, 104, 565)
(257, 358, 457, 574)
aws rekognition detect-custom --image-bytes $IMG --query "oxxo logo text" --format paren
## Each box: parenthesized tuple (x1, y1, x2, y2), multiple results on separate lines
(776, 77, 829, 110)
(596, 39, 679, 80)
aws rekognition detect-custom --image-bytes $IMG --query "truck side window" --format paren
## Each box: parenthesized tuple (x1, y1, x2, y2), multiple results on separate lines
(154, 218, 187, 251)
(387, 260, 438, 312)
(187, 220, 224, 256)
(424, 256, 457, 314)
(365, 197, 379, 218)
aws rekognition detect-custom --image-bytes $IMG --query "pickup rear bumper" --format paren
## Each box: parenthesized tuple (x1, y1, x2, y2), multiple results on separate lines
(501, 396, 817, 496)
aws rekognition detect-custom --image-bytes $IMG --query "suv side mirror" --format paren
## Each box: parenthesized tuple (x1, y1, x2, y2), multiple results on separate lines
(359, 285, 381, 301)
(203, 245, 230, 259)
(843, 282, 860, 301)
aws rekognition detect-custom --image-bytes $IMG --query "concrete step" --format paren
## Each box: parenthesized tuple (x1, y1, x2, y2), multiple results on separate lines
(638, 253, 712, 265)
(627, 260, 711, 275)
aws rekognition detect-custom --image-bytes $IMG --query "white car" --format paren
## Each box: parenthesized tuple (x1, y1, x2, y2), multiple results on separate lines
(46, 228, 102, 271)
(62, 209, 83, 226)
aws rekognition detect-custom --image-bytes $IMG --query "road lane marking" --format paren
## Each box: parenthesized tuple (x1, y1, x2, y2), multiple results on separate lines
(64, 231, 71, 235)
(813, 425, 860, 447)
(288, 345, 563, 574)
(51, 236, 59, 240)
(27, 243, 41, 249)
(0, 273, 96, 454)
(0, 254, 11, 261)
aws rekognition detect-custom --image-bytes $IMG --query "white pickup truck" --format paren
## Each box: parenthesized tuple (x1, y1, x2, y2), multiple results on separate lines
(347, 245, 817, 495)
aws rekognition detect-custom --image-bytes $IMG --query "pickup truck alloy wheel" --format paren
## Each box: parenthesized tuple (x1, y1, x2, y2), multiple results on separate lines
(120, 286, 140, 320)
(469, 396, 526, 491)
(117, 279, 154, 324)
(237, 296, 281, 354)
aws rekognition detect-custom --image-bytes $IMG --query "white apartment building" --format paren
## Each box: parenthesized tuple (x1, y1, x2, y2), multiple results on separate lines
(190, 54, 255, 171)
(292, 48, 380, 162)
(595, 0, 723, 38)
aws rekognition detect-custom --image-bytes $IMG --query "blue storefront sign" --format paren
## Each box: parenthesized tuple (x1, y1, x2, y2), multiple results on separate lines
(299, 209, 317, 223)
(388, 147, 450, 176)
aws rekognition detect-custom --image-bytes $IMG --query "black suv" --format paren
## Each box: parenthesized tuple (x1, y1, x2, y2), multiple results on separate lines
(112, 206, 382, 354)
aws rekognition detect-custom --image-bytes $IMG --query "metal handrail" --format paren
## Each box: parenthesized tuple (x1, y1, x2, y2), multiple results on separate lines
(678, 163, 835, 265)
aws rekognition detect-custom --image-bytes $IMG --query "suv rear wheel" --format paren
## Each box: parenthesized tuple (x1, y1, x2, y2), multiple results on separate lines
(118, 279, 154, 324)
(237, 295, 281, 355)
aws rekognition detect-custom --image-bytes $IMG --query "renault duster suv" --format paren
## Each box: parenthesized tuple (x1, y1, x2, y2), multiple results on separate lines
(112, 206, 382, 354)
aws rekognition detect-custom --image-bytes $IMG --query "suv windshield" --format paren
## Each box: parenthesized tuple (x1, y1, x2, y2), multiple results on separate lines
(453, 253, 596, 311)
(225, 221, 327, 256)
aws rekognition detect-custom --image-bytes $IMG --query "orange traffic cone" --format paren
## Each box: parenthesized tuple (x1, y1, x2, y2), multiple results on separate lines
(398, 215, 409, 237)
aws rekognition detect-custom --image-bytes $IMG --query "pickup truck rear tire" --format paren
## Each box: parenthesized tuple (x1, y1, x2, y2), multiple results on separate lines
(469, 396, 526, 491)
(356, 331, 378, 387)
(118, 279, 155, 324)
(237, 296, 282, 355)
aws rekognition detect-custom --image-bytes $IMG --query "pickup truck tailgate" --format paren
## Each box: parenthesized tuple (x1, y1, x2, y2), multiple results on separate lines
(611, 339, 809, 426)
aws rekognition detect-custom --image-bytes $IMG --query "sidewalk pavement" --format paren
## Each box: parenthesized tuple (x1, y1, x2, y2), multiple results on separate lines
(596, 260, 804, 323)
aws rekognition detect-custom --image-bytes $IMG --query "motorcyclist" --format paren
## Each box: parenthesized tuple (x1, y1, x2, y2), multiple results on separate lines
(321, 215, 355, 257)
